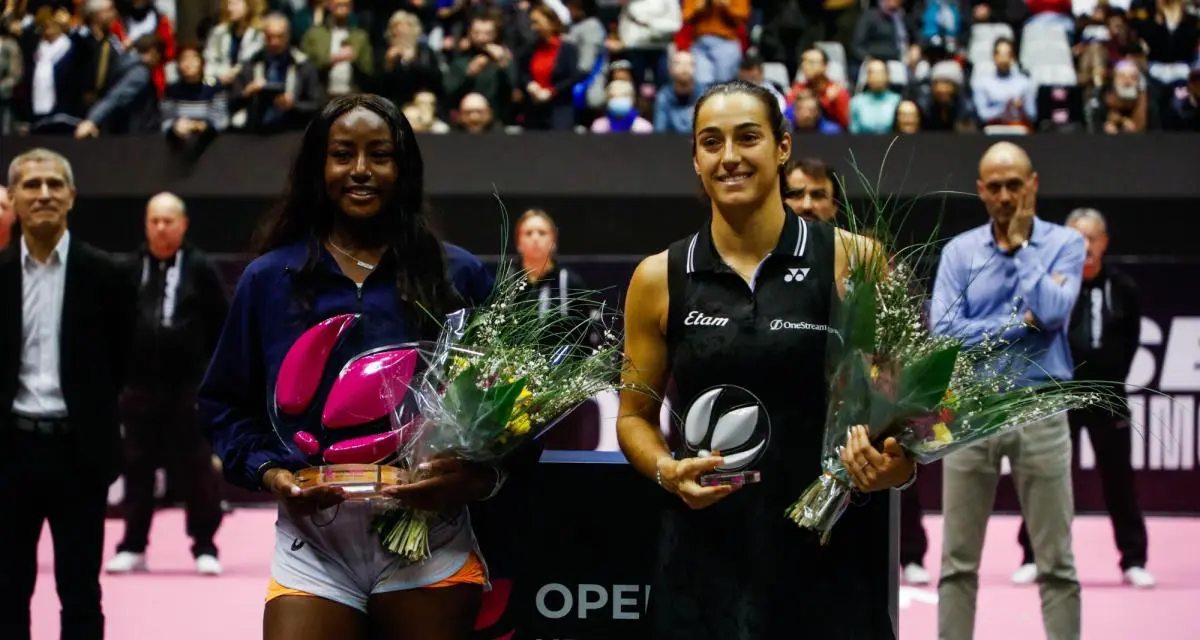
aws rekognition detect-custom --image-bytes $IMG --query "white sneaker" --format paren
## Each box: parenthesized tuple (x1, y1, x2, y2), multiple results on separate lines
(1011, 563, 1038, 585)
(902, 563, 931, 585)
(195, 554, 223, 576)
(1123, 566, 1156, 589)
(105, 552, 148, 574)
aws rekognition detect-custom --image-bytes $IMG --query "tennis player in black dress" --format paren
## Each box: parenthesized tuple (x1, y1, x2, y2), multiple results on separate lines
(616, 80, 917, 639)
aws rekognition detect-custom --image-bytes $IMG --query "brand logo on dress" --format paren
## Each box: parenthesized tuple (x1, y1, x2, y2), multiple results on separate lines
(682, 385, 771, 472)
(784, 267, 810, 283)
(770, 318, 834, 333)
(684, 310, 730, 327)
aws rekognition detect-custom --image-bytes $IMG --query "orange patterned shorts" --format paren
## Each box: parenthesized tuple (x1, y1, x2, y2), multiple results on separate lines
(266, 552, 486, 604)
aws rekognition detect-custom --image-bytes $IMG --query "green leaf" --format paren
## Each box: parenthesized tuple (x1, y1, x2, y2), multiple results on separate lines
(475, 376, 529, 436)
(895, 346, 960, 412)
(443, 365, 485, 421)
(841, 276, 878, 354)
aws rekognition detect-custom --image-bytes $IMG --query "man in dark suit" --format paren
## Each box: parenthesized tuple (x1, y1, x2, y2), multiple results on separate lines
(0, 148, 136, 640)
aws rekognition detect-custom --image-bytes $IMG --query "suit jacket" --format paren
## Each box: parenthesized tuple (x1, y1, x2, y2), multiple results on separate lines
(0, 236, 137, 483)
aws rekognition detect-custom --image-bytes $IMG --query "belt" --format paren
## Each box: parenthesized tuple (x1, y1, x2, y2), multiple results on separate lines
(12, 414, 71, 435)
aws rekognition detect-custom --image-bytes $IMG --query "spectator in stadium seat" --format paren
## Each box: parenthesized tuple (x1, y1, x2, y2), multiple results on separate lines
(405, 89, 449, 133)
(894, 98, 920, 132)
(971, 37, 1036, 126)
(921, 0, 962, 50)
(789, 89, 844, 134)
(783, 157, 841, 222)
(76, 0, 121, 112)
(682, 0, 750, 87)
(615, 0, 682, 87)
(1101, 8, 1143, 64)
(1164, 62, 1200, 130)
(455, 91, 500, 133)
(300, 0, 372, 98)
(565, 0, 605, 81)
(445, 15, 515, 122)
(786, 47, 851, 130)
(74, 33, 163, 138)
(162, 45, 228, 145)
(14, 8, 88, 133)
(0, 185, 12, 250)
(1136, 0, 1199, 64)
(517, 4, 583, 130)
(202, 0, 266, 89)
(375, 9, 443, 110)
(1025, 0, 1075, 36)
(229, 13, 323, 133)
(1093, 59, 1152, 133)
(916, 59, 979, 131)
(288, 0, 358, 48)
(849, 58, 900, 133)
(653, 50, 699, 133)
(736, 52, 787, 111)
(850, 0, 917, 69)
(0, 24, 18, 134)
(591, 77, 653, 133)
(110, 0, 176, 98)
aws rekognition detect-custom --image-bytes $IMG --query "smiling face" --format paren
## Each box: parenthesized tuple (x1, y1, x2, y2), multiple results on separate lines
(324, 107, 398, 219)
(692, 92, 791, 211)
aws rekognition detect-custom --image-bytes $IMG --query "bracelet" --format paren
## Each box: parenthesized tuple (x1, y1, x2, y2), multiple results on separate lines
(480, 466, 506, 501)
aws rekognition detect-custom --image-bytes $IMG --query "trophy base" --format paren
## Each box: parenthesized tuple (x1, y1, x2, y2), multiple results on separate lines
(294, 464, 403, 500)
(699, 470, 762, 488)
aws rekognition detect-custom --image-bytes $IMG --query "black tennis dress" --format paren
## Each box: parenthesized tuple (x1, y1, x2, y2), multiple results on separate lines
(649, 211, 895, 639)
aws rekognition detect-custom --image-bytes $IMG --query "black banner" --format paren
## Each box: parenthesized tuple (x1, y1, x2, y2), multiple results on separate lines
(4, 135, 1200, 257)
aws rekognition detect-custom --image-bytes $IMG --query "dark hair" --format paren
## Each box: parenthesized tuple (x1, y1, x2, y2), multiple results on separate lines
(252, 94, 456, 337)
(530, 4, 565, 35)
(783, 156, 845, 210)
(134, 34, 166, 58)
(691, 80, 790, 195)
(802, 47, 828, 65)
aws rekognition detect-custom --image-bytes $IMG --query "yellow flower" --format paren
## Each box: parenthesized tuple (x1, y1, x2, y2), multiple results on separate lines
(932, 422, 953, 444)
(870, 365, 880, 381)
(507, 411, 531, 436)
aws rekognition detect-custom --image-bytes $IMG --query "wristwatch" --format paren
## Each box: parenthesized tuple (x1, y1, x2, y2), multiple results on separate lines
(1006, 239, 1029, 257)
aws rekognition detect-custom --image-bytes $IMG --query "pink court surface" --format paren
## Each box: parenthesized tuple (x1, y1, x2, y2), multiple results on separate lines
(30, 510, 1199, 639)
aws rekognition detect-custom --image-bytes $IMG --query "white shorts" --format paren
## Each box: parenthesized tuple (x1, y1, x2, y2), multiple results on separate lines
(270, 501, 484, 613)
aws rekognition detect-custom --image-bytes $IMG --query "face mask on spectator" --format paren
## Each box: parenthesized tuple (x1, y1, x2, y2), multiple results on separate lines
(608, 96, 634, 117)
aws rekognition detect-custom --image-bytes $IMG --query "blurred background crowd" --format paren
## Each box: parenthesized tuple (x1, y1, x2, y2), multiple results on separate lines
(0, 0, 1196, 139)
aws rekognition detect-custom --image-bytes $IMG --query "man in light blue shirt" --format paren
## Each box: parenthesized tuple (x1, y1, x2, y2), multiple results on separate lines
(971, 38, 1038, 125)
(931, 141, 1084, 640)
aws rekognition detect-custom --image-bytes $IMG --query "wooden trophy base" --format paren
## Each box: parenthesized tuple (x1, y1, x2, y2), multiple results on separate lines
(293, 464, 403, 500)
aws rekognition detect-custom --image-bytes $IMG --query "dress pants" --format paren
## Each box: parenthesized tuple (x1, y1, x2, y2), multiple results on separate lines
(899, 477, 928, 567)
(938, 412, 1080, 640)
(0, 427, 109, 640)
(1016, 408, 1148, 570)
(114, 387, 223, 559)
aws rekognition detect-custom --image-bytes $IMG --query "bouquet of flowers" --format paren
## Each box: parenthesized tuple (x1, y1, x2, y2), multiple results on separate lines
(784, 182, 1120, 545)
(372, 265, 626, 561)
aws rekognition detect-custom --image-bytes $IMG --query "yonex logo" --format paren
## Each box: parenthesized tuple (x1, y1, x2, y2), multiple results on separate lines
(683, 385, 771, 472)
(784, 267, 810, 283)
(684, 310, 730, 327)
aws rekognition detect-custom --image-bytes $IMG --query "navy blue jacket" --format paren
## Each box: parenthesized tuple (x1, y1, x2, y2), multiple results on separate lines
(198, 240, 493, 491)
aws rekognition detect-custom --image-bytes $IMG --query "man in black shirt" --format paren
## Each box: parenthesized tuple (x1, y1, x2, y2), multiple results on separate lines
(105, 192, 230, 577)
(1013, 208, 1154, 589)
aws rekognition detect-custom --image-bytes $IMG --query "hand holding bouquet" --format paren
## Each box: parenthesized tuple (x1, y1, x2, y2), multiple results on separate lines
(373, 268, 627, 561)
(785, 250, 1119, 544)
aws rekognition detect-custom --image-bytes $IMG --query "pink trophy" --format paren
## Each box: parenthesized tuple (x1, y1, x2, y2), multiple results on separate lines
(273, 314, 423, 499)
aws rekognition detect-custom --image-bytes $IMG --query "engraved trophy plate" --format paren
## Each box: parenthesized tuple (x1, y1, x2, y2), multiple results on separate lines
(293, 464, 403, 500)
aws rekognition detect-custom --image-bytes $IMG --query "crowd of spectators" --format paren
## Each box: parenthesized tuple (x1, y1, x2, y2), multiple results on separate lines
(0, 0, 1196, 139)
